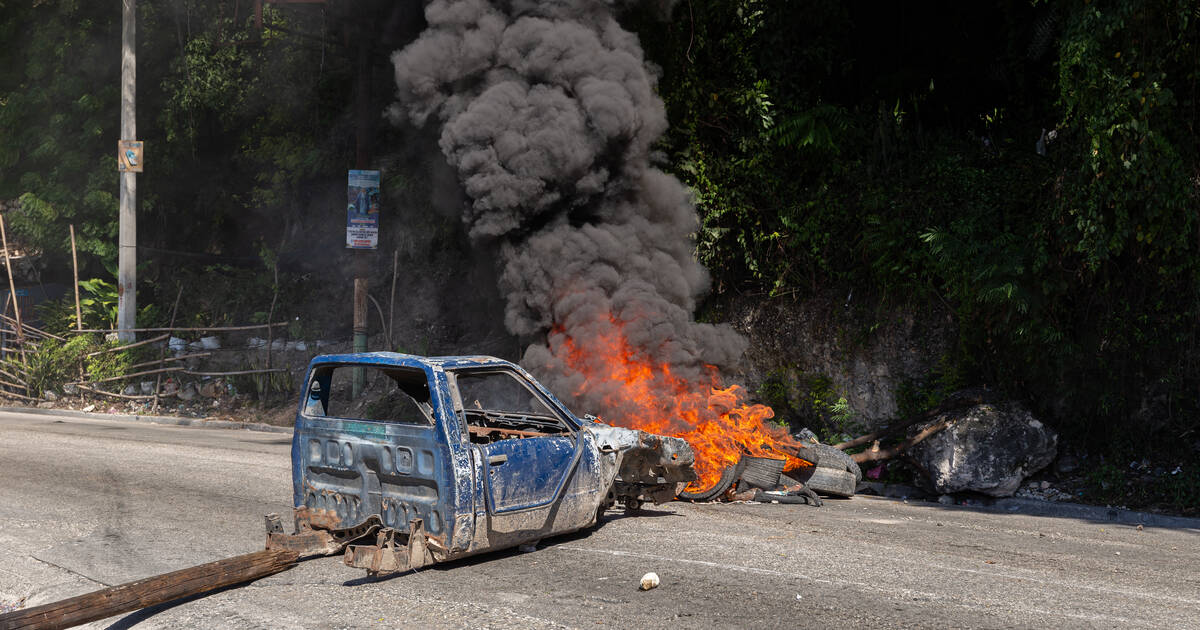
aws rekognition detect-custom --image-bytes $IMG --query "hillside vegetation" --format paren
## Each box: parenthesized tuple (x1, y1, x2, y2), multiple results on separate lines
(1, 1, 1197, 450)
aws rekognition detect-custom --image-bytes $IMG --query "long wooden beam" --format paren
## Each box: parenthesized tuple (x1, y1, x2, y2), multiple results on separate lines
(0, 548, 298, 630)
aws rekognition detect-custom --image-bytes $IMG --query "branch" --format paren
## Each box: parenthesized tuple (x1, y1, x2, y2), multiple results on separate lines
(70, 365, 185, 386)
(84, 333, 171, 357)
(850, 419, 950, 465)
(833, 390, 990, 451)
(76, 384, 157, 400)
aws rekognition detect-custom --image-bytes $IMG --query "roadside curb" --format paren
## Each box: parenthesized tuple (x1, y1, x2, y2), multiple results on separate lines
(0, 406, 293, 434)
(861, 493, 1200, 530)
(986, 496, 1200, 530)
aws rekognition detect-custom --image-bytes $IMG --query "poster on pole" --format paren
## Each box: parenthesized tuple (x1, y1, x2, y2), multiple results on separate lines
(117, 140, 143, 173)
(346, 169, 380, 249)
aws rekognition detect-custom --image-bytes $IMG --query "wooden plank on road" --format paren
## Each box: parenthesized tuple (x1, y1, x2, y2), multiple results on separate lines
(0, 548, 298, 630)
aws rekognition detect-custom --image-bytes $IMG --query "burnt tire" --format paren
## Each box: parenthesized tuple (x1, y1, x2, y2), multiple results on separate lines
(785, 465, 857, 498)
(740, 456, 785, 490)
(811, 443, 862, 484)
(678, 459, 745, 502)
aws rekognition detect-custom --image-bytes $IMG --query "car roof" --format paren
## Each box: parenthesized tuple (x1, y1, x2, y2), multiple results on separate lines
(308, 352, 517, 371)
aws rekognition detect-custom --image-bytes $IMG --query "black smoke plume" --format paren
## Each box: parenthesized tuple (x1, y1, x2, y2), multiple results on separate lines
(389, 0, 746, 420)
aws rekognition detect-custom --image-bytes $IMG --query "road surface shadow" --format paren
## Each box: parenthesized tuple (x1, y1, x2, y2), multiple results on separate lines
(102, 583, 244, 630)
(340, 507, 682, 587)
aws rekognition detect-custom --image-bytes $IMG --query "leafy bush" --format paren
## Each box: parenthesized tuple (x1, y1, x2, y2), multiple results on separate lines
(12, 333, 156, 397)
(36, 279, 166, 335)
(17, 336, 94, 397)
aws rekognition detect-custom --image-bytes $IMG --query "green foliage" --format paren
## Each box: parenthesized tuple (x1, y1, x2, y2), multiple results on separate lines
(754, 368, 855, 440)
(0, 0, 365, 292)
(0, 1, 120, 263)
(77, 278, 119, 328)
(36, 278, 165, 334)
(756, 373, 789, 409)
(0, 1, 1195, 450)
(17, 335, 93, 396)
(1053, 0, 1196, 268)
(84, 338, 140, 383)
(15, 334, 148, 396)
(896, 355, 967, 420)
(802, 375, 856, 442)
(768, 104, 853, 154)
(173, 262, 302, 329)
(630, 0, 1200, 441)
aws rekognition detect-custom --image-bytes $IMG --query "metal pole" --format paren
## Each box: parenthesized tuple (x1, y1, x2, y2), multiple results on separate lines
(351, 36, 369, 397)
(117, 0, 137, 343)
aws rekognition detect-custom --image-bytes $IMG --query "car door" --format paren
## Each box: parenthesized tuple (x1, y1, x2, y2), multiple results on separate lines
(450, 368, 599, 538)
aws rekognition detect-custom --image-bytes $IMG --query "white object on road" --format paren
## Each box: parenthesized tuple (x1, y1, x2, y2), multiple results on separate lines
(640, 572, 659, 591)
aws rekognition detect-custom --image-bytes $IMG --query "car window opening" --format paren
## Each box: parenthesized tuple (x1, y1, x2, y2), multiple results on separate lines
(304, 365, 434, 425)
(453, 370, 571, 444)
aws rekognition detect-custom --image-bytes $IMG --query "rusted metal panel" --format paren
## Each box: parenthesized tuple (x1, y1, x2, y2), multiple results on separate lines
(343, 518, 435, 577)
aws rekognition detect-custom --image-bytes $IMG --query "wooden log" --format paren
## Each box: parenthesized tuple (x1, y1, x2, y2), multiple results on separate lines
(74, 385, 156, 401)
(0, 388, 39, 403)
(0, 215, 23, 347)
(833, 419, 921, 452)
(69, 224, 81, 332)
(129, 352, 209, 371)
(84, 333, 170, 357)
(368, 293, 390, 351)
(0, 217, 28, 379)
(69, 365, 184, 386)
(152, 285, 185, 414)
(0, 315, 61, 341)
(73, 322, 288, 334)
(0, 548, 298, 630)
(181, 368, 288, 377)
(388, 248, 398, 350)
(0, 367, 26, 385)
(832, 391, 988, 452)
(850, 419, 951, 465)
(0, 378, 30, 392)
(0, 293, 8, 361)
(263, 231, 284, 403)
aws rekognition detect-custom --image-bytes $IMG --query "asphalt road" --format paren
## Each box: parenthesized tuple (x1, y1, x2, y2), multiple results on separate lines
(0, 410, 1197, 629)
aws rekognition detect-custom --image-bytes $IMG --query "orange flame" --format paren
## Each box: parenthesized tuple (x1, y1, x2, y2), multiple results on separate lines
(555, 317, 812, 492)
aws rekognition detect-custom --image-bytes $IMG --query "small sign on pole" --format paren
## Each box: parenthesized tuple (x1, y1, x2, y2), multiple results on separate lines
(117, 140, 144, 173)
(346, 169, 380, 249)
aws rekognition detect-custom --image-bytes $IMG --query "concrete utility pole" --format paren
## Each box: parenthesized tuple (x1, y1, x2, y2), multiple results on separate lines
(351, 37, 370, 398)
(117, 0, 137, 342)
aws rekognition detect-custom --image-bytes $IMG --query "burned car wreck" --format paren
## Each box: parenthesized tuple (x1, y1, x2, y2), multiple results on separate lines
(267, 352, 696, 576)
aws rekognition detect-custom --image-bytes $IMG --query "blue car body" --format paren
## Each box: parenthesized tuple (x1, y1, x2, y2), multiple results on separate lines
(289, 352, 695, 568)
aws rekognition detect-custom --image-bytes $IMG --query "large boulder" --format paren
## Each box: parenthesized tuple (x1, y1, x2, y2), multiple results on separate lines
(908, 398, 1057, 497)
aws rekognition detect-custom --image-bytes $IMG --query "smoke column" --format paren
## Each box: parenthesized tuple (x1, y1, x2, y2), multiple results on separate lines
(388, 0, 750, 432)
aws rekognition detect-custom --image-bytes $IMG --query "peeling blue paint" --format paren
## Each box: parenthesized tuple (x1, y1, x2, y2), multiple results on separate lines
(292, 353, 696, 562)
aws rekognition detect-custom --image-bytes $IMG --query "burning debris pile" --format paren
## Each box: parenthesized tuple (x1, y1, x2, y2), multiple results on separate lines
(389, 0, 821, 496)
